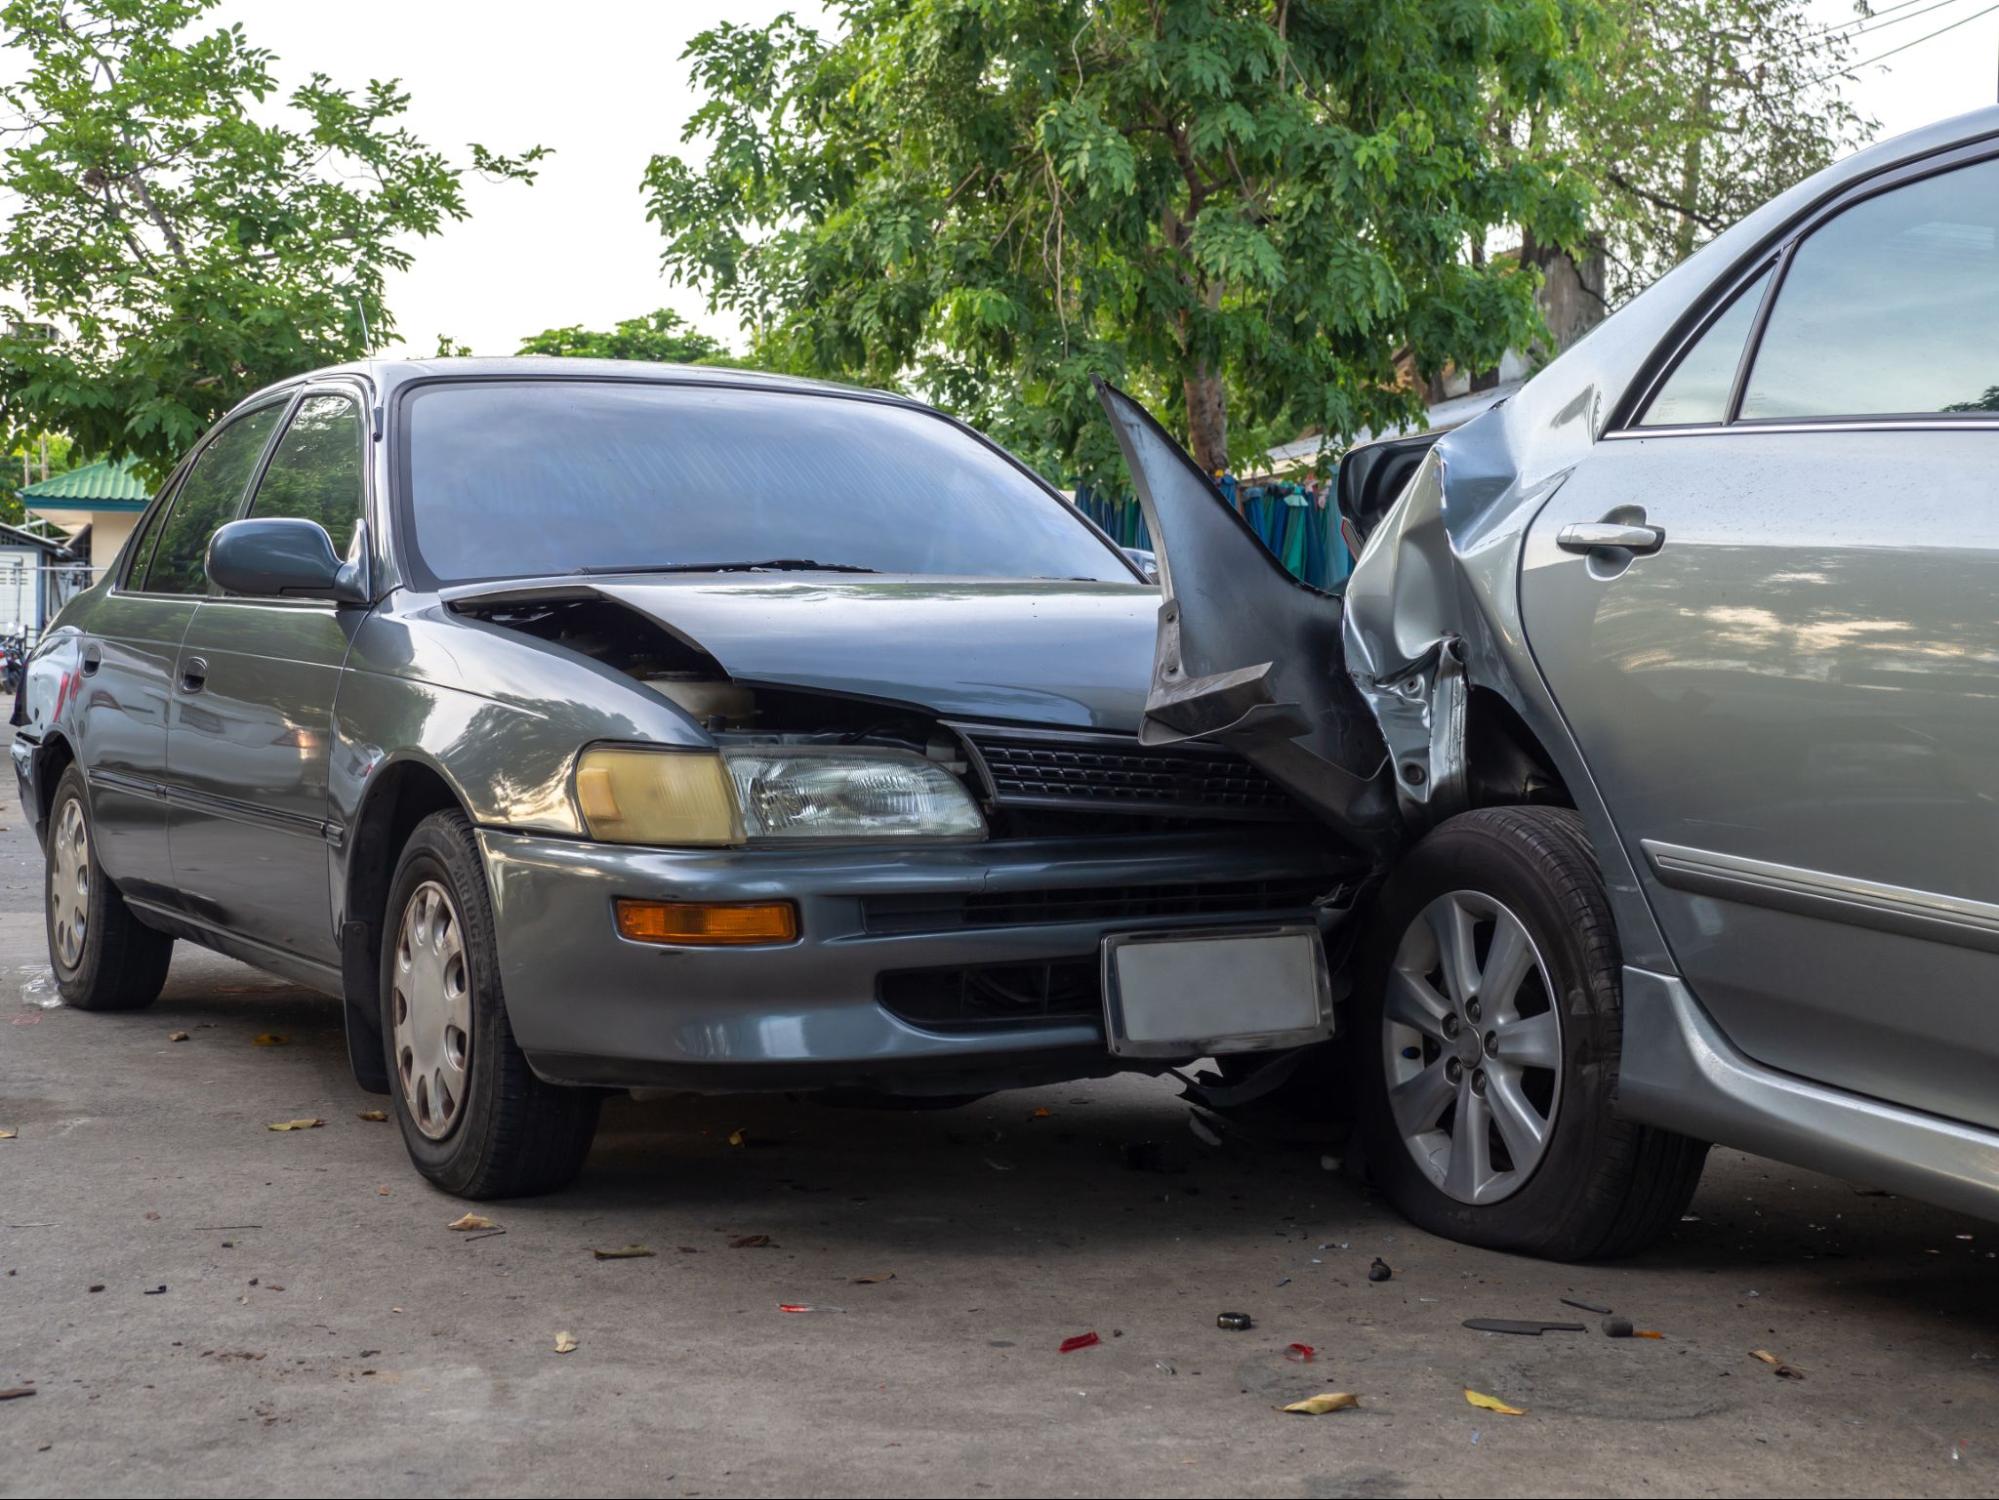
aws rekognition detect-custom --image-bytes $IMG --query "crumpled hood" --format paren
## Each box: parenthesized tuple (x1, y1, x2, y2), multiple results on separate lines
(572, 575, 1160, 730)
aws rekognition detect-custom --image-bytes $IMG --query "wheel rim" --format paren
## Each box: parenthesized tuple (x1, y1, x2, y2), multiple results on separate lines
(391, 879, 472, 1141)
(49, 796, 90, 973)
(1382, 890, 1563, 1206)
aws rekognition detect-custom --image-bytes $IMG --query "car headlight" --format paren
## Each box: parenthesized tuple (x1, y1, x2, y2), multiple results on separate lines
(723, 746, 986, 841)
(573, 744, 986, 845)
(574, 746, 745, 847)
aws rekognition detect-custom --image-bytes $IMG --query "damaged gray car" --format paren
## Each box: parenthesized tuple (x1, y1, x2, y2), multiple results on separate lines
(14, 360, 1361, 1201)
(1113, 106, 1999, 1257)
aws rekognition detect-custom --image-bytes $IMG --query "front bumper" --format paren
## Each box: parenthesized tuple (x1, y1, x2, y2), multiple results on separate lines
(478, 826, 1356, 1092)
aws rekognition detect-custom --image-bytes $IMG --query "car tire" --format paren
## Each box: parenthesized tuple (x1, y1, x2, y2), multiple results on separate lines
(1352, 806, 1708, 1261)
(379, 809, 601, 1199)
(45, 764, 174, 1011)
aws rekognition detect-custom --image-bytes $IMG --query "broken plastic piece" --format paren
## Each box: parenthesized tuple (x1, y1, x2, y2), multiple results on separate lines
(1058, 1332, 1100, 1353)
(1284, 1342, 1316, 1362)
(1561, 1297, 1613, 1315)
(1216, 1311, 1254, 1331)
(1464, 1318, 1587, 1336)
(1368, 1258, 1392, 1283)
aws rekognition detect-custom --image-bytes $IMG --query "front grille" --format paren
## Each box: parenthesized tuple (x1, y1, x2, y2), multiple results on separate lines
(861, 875, 1333, 935)
(953, 724, 1294, 820)
(878, 959, 1103, 1032)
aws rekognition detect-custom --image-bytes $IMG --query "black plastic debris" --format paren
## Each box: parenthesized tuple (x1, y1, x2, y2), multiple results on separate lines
(1561, 1297, 1613, 1315)
(1464, 1318, 1588, 1336)
(1216, 1311, 1255, 1331)
(1367, 1258, 1392, 1283)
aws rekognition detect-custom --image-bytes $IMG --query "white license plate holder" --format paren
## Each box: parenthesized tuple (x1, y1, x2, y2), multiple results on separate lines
(1102, 924, 1332, 1059)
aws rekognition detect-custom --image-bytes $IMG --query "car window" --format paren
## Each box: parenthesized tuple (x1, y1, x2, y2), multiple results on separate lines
(402, 381, 1134, 586)
(247, 394, 366, 554)
(1637, 267, 1771, 427)
(142, 403, 285, 595)
(1740, 157, 1999, 420)
(121, 483, 176, 588)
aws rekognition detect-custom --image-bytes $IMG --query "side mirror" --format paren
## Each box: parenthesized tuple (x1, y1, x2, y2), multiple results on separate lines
(207, 518, 369, 605)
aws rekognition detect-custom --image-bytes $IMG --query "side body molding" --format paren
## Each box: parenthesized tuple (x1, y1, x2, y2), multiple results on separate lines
(1092, 379, 1398, 859)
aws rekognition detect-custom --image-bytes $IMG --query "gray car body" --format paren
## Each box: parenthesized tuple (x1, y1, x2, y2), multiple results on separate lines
(12, 360, 1356, 1098)
(1116, 107, 1999, 1222)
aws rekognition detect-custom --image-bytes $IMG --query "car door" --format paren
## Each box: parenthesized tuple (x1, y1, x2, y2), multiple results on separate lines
(74, 401, 288, 909)
(165, 385, 371, 969)
(1520, 146, 1999, 1130)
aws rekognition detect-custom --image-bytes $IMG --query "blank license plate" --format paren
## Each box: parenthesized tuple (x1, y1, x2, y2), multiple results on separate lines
(1102, 925, 1332, 1058)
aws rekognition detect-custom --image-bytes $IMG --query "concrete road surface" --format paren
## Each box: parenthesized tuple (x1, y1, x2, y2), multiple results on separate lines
(1, 792, 1995, 1497)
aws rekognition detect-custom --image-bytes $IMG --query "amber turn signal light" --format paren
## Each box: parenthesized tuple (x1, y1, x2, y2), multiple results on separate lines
(613, 898, 799, 946)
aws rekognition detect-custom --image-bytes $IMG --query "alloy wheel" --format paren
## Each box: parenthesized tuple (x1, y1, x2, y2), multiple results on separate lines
(1381, 890, 1563, 1205)
(392, 879, 472, 1140)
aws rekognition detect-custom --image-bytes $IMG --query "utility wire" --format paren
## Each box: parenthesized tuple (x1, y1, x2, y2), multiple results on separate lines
(1840, 0, 1976, 39)
(1800, 0, 1999, 86)
(1810, 0, 1932, 35)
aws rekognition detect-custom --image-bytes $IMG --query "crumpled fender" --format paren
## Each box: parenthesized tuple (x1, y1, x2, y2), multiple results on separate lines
(1093, 378, 1399, 858)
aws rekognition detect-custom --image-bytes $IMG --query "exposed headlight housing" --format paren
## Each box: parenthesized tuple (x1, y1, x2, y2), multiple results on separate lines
(723, 747, 986, 841)
(573, 744, 986, 845)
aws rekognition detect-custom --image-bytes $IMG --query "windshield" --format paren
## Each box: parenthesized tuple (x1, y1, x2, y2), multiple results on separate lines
(400, 380, 1133, 586)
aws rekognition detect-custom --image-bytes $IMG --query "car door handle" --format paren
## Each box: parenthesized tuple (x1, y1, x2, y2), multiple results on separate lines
(80, 645, 101, 676)
(179, 656, 208, 694)
(1557, 521, 1665, 556)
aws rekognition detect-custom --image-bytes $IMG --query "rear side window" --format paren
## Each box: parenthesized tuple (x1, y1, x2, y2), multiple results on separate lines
(142, 403, 284, 595)
(121, 485, 175, 588)
(1741, 157, 1999, 420)
(248, 394, 366, 554)
(1638, 267, 1771, 427)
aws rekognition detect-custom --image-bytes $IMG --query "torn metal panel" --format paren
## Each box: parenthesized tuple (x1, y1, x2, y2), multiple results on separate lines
(1092, 378, 1399, 856)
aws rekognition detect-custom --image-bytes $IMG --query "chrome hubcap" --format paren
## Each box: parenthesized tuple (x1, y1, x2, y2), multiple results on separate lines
(1383, 891, 1562, 1205)
(49, 797, 89, 972)
(391, 880, 471, 1140)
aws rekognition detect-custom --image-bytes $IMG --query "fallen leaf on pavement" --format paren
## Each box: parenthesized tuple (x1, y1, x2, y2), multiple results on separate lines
(1750, 1349, 1805, 1379)
(591, 1246, 656, 1260)
(266, 1118, 324, 1132)
(729, 1234, 772, 1249)
(1280, 1392, 1359, 1415)
(851, 1272, 895, 1284)
(447, 1213, 496, 1232)
(252, 1034, 288, 1046)
(1030, 1107, 1052, 1119)
(357, 1110, 388, 1122)
(168, 1031, 190, 1043)
(553, 1331, 578, 1354)
(1465, 1388, 1526, 1416)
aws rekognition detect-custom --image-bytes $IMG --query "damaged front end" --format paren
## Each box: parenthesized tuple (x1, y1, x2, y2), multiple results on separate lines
(1094, 381, 1504, 860)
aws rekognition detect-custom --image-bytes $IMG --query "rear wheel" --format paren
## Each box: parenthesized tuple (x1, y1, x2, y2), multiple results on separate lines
(45, 765, 173, 1011)
(381, 810, 600, 1198)
(1353, 806, 1707, 1260)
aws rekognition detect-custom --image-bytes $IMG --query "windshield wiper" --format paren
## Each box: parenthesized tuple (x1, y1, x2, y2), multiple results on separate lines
(572, 559, 879, 576)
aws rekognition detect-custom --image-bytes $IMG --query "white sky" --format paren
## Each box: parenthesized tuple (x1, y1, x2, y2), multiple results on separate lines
(93, 1, 1999, 358)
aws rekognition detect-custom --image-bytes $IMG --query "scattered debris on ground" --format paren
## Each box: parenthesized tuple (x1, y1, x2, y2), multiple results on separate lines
(1561, 1297, 1612, 1315)
(1465, 1388, 1526, 1416)
(1750, 1348, 1805, 1379)
(266, 1118, 323, 1132)
(1058, 1332, 1101, 1353)
(591, 1246, 655, 1260)
(729, 1234, 773, 1249)
(1464, 1318, 1586, 1336)
(1280, 1392, 1358, 1415)
(1216, 1311, 1254, 1331)
(357, 1110, 387, 1122)
(1368, 1257, 1392, 1282)
(251, 1034, 288, 1046)
(168, 1031, 189, 1042)
(446, 1214, 496, 1232)
(851, 1272, 894, 1284)
(553, 1332, 578, 1354)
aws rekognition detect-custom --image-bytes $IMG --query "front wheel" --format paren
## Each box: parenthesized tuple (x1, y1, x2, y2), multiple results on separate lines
(1352, 806, 1707, 1260)
(380, 810, 601, 1198)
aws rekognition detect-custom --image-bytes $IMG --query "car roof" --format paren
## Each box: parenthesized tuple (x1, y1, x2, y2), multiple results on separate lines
(232, 356, 921, 415)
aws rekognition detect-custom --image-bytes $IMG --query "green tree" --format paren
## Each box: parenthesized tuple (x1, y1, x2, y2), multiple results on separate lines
(1542, 0, 1873, 304)
(516, 307, 732, 364)
(0, 0, 548, 476)
(643, 0, 1597, 482)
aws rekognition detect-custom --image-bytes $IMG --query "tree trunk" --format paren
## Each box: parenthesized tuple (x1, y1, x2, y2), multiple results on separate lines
(1183, 363, 1228, 475)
